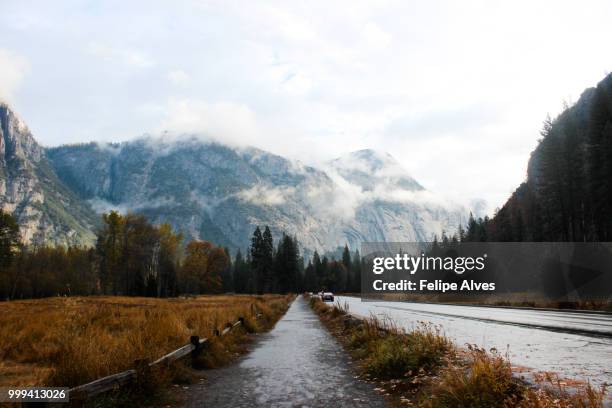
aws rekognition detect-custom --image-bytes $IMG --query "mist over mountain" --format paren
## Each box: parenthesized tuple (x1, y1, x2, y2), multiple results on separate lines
(0, 99, 470, 253)
(47, 136, 465, 253)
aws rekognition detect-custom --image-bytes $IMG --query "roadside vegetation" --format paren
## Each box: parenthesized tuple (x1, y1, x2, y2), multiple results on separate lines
(0, 294, 292, 404)
(308, 295, 607, 407)
(372, 293, 612, 312)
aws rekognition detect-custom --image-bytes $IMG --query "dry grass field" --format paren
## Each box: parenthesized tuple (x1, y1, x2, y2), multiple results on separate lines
(0, 294, 292, 388)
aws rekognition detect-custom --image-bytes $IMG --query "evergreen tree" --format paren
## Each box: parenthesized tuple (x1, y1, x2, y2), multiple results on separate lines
(341, 244, 351, 291)
(220, 247, 234, 292)
(303, 261, 317, 291)
(250, 227, 264, 293)
(0, 209, 20, 270)
(233, 249, 246, 293)
(350, 249, 361, 292)
(274, 234, 299, 293)
(262, 227, 275, 292)
(249, 226, 274, 293)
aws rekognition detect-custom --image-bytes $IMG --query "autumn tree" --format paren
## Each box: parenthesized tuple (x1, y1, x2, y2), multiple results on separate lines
(180, 240, 227, 294)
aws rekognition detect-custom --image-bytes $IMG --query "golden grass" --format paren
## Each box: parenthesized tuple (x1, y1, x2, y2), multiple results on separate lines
(309, 295, 454, 380)
(421, 345, 522, 407)
(0, 294, 291, 388)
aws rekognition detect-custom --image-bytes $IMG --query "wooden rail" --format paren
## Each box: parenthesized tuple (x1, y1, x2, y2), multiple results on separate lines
(69, 308, 260, 401)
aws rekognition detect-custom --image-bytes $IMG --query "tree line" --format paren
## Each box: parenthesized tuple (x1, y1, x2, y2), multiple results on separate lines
(0, 210, 363, 300)
(0, 211, 230, 299)
(231, 226, 362, 294)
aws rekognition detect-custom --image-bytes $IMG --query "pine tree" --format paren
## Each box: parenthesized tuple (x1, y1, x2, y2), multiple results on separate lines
(274, 234, 299, 293)
(0, 210, 21, 299)
(250, 227, 264, 293)
(233, 249, 247, 293)
(303, 261, 317, 291)
(0, 209, 20, 270)
(311, 250, 322, 291)
(341, 244, 351, 292)
(351, 249, 361, 292)
(249, 226, 275, 293)
(262, 227, 275, 292)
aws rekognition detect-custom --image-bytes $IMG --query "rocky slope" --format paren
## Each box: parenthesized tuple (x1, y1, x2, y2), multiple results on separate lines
(0, 103, 97, 245)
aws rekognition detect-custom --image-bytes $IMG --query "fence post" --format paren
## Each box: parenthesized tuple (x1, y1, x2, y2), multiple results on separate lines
(190, 336, 201, 368)
(134, 358, 151, 390)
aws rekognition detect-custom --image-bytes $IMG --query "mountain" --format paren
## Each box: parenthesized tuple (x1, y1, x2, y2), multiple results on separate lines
(0, 103, 97, 245)
(47, 138, 464, 253)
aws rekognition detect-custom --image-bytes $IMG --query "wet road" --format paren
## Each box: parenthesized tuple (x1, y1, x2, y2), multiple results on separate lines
(337, 296, 612, 388)
(187, 296, 385, 407)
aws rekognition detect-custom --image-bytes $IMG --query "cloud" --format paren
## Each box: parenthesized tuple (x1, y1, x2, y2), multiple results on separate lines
(158, 99, 262, 147)
(167, 69, 191, 86)
(88, 198, 130, 214)
(0, 49, 29, 102)
(3, 0, 612, 212)
(235, 184, 295, 206)
(88, 196, 176, 214)
(384, 104, 501, 141)
(86, 42, 154, 68)
(362, 22, 392, 48)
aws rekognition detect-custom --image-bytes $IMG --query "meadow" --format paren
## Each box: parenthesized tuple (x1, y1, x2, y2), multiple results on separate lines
(0, 294, 291, 388)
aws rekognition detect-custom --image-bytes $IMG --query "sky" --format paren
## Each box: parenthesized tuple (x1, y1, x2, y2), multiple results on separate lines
(1, 0, 611, 212)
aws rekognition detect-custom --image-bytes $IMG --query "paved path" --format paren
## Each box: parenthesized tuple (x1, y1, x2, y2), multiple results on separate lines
(186, 296, 386, 407)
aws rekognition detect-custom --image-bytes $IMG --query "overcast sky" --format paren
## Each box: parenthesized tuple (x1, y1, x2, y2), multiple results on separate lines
(1, 0, 611, 212)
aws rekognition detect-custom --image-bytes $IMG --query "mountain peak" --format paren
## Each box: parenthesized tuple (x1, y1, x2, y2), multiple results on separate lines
(0, 103, 97, 246)
(329, 149, 423, 192)
(342, 149, 397, 169)
(0, 102, 30, 135)
(0, 102, 42, 164)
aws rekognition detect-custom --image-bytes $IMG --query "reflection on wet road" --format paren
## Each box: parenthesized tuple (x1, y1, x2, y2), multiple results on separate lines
(187, 296, 385, 407)
(337, 296, 612, 388)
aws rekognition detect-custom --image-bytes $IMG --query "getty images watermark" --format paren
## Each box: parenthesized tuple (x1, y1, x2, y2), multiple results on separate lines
(371, 251, 492, 292)
(360, 242, 612, 301)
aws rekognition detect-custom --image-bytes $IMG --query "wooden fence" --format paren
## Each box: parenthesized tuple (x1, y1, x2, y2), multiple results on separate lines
(68, 308, 263, 402)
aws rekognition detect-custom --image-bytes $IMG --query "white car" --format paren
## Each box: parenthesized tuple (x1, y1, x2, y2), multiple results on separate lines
(321, 292, 334, 302)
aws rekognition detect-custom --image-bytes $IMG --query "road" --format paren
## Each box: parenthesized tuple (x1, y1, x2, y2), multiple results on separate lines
(187, 296, 385, 407)
(336, 296, 612, 388)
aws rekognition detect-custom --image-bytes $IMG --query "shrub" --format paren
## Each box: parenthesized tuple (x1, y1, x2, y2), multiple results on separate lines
(422, 345, 521, 408)
(363, 323, 452, 379)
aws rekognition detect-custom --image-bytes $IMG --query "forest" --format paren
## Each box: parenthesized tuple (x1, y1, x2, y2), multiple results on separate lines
(462, 74, 612, 243)
(0, 209, 361, 300)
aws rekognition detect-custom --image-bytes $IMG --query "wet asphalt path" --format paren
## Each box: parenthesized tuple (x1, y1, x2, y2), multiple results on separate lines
(186, 296, 386, 407)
